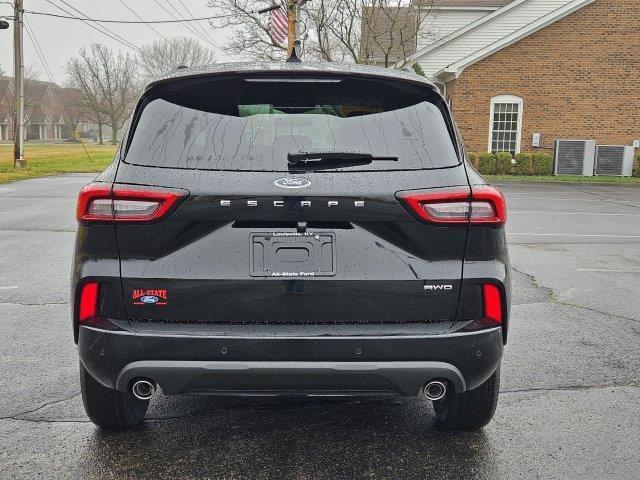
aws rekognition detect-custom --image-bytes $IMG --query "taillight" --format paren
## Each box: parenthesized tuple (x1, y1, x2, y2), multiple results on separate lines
(78, 282, 99, 323)
(470, 185, 507, 225)
(396, 185, 506, 225)
(77, 184, 187, 223)
(76, 184, 111, 221)
(482, 283, 503, 325)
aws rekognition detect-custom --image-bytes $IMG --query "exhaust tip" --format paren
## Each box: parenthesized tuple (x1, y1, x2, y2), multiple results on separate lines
(131, 379, 156, 401)
(423, 380, 447, 401)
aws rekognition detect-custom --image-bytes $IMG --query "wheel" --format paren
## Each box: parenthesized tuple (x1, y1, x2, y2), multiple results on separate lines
(80, 362, 149, 429)
(433, 367, 500, 431)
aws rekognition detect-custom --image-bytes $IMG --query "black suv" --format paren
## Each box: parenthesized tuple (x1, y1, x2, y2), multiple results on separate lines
(73, 63, 509, 431)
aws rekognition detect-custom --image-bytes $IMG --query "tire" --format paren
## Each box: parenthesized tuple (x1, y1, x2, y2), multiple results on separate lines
(80, 362, 149, 430)
(433, 366, 500, 431)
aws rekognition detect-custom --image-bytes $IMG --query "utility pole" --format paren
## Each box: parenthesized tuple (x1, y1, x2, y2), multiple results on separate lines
(13, 0, 26, 168)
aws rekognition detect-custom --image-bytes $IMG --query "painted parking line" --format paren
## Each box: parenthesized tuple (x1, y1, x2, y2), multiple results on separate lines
(508, 233, 640, 238)
(576, 269, 640, 273)
(506, 197, 607, 201)
(510, 211, 640, 216)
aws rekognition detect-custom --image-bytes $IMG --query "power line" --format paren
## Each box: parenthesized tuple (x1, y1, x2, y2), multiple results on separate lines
(156, 0, 207, 43)
(174, 0, 221, 50)
(42, 0, 142, 54)
(57, 0, 143, 53)
(116, 0, 168, 42)
(40, 0, 141, 53)
(165, 0, 222, 50)
(152, 0, 218, 50)
(23, 9, 236, 24)
(23, 17, 67, 112)
(23, 16, 93, 162)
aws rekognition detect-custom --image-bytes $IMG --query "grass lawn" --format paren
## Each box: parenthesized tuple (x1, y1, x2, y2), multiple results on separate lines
(486, 174, 640, 184)
(0, 143, 117, 184)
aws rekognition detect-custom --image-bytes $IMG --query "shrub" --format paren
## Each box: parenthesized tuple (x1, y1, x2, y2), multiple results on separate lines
(478, 153, 497, 175)
(515, 153, 533, 175)
(412, 63, 426, 77)
(467, 152, 479, 170)
(634, 152, 640, 177)
(532, 152, 553, 175)
(494, 151, 513, 175)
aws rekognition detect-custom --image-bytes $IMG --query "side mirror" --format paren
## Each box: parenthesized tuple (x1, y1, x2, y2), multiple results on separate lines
(0, 20, 10, 30)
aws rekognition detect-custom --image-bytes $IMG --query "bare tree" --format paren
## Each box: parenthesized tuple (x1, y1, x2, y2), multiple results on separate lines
(359, 1, 430, 67)
(211, 0, 432, 67)
(59, 87, 93, 139)
(23, 65, 42, 109)
(138, 36, 217, 81)
(66, 44, 139, 145)
(211, 1, 288, 60)
(64, 63, 107, 144)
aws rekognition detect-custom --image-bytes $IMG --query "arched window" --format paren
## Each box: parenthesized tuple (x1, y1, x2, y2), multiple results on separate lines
(488, 95, 523, 155)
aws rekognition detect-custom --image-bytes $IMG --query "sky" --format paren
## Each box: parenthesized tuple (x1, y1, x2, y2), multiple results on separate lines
(0, 0, 234, 84)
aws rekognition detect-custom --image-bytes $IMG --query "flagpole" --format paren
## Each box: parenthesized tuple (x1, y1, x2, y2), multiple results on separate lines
(261, 2, 307, 59)
(287, 0, 296, 57)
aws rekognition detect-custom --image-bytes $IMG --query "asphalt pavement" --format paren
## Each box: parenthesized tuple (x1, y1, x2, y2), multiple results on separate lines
(1, 175, 639, 479)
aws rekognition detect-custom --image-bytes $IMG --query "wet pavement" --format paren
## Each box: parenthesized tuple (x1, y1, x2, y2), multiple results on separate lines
(1, 175, 639, 479)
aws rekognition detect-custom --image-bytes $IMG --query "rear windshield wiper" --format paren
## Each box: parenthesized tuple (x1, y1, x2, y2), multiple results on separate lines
(287, 151, 398, 171)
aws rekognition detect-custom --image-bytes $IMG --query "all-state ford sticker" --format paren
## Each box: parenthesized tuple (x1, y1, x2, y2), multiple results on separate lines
(133, 289, 167, 306)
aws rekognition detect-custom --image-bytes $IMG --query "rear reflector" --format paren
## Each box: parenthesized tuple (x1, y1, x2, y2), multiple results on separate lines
(482, 284, 502, 325)
(396, 185, 506, 225)
(78, 282, 99, 323)
(77, 184, 187, 223)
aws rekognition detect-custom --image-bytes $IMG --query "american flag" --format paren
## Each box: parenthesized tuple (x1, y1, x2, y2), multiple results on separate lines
(268, 6, 288, 44)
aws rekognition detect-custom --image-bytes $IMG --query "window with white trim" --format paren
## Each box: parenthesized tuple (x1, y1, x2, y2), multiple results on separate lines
(488, 95, 522, 156)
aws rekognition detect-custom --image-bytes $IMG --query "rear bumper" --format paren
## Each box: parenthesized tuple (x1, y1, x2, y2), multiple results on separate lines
(116, 360, 467, 396)
(78, 325, 503, 396)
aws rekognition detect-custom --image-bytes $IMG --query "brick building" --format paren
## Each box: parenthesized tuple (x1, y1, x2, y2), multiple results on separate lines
(0, 76, 94, 142)
(407, 0, 640, 155)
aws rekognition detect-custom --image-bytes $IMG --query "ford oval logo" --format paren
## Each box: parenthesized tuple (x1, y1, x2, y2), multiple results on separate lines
(140, 295, 159, 304)
(274, 177, 311, 189)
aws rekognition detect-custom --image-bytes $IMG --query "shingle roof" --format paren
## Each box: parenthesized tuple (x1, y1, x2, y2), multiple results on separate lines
(0, 77, 12, 101)
(409, 0, 595, 79)
(0, 75, 84, 125)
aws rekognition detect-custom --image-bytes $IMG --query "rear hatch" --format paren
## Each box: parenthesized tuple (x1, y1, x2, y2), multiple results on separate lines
(114, 70, 470, 325)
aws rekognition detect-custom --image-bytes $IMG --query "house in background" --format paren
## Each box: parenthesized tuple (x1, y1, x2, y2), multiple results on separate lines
(0, 77, 13, 141)
(0, 76, 99, 142)
(357, 1, 507, 67)
(415, 0, 512, 50)
(405, 0, 639, 156)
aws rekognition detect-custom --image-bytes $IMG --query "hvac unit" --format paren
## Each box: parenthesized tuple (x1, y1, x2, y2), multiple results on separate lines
(554, 139, 596, 176)
(594, 145, 635, 176)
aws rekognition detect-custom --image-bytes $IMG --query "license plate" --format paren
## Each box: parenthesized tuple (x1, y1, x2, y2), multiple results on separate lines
(250, 232, 336, 277)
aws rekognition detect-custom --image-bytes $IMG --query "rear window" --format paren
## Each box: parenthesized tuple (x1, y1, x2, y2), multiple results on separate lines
(124, 74, 459, 171)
